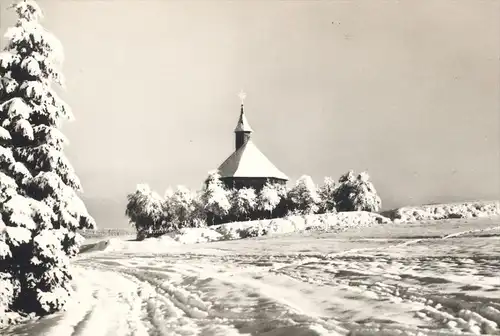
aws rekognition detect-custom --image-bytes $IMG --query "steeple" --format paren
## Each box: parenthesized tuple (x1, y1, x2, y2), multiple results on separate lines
(234, 90, 253, 150)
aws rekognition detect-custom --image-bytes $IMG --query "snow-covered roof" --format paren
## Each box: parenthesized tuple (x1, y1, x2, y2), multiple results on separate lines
(218, 139, 288, 180)
(234, 105, 253, 133)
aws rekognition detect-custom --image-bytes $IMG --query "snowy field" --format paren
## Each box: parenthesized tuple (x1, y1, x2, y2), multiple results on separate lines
(3, 217, 500, 336)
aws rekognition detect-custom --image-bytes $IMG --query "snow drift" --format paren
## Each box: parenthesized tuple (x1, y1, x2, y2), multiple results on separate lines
(389, 201, 500, 223)
(213, 211, 391, 241)
(79, 212, 391, 255)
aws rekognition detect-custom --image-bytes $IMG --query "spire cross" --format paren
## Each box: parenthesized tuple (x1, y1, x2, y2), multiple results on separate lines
(238, 90, 247, 105)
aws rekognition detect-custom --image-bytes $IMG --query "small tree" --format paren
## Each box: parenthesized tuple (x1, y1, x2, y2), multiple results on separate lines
(318, 177, 337, 214)
(287, 175, 321, 215)
(257, 182, 281, 219)
(229, 187, 257, 221)
(334, 170, 382, 212)
(125, 184, 165, 239)
(189, 190, 207, 227)
(200, 170, 231, 224)
(169, 185, 196, 230)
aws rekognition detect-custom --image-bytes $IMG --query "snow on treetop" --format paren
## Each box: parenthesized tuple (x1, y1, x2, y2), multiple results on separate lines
(136, 184, 151, 194)
(13, 0, 44, 22)
(173, 186, 194, 205)
(164, 187, 174, 199)
(358, 171, 371, 183)
(5, 18, 64, 64)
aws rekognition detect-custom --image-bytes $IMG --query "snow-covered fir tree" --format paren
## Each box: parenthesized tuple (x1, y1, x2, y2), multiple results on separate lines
(201, 171, 231, 224)
(287, 175, 321, 215)
(0, 0, 95, 317)
(334, 170, 382, 212)
(257, 182, 281, 218)
(318, 177, 337, 214)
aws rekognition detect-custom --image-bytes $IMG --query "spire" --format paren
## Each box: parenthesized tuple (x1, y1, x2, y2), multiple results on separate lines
(234, 90, 253, 133)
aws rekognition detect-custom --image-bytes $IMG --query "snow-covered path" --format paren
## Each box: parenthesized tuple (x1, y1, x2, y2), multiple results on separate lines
(3, 218, 500, 336)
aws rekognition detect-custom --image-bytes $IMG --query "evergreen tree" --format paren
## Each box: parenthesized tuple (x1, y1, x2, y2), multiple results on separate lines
(0, 0, 94, 316)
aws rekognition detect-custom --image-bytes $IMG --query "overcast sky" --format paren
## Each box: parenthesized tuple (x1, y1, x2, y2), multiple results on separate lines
(1, 0, 499, 228)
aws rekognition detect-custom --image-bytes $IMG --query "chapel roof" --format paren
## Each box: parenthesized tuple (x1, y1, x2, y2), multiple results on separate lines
(218, 139, 289, 180)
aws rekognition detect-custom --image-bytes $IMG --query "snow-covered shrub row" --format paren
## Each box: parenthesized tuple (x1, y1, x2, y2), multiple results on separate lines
(126, 170, 382, 239)
(389, 201, 500, 223)
(0, 0, 95, 323)
(126, 184, 207, 240)
(213, 211, 391, 240)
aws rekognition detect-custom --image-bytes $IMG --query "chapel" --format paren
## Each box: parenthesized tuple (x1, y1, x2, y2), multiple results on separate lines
(216, 92, 289, 191)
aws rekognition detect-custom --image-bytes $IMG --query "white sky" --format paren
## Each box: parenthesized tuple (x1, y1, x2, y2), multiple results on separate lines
(1, 0, 499, 227)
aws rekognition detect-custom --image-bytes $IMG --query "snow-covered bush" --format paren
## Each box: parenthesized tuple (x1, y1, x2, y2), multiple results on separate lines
(286, 175, 321, 215)
(334, 170, 382, 212)
(238, 223, 267, 238)
(0, 0, 94, 319)
(213, 223, 241, 241)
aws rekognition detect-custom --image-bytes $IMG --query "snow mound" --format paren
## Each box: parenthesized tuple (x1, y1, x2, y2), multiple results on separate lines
(168, 227, 223, 244)
(389, 201, 500, 223)
(80, 238, 126, 253)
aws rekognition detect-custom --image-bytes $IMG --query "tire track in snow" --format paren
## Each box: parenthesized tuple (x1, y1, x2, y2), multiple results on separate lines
(266, 224, 500, 276)
(80, 258, 348, 335)
(269, 249, 500, 334)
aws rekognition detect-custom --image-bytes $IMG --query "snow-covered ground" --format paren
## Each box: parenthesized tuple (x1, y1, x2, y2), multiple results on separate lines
(2, 217, 500, 336)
